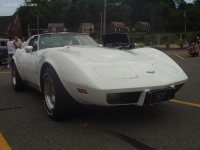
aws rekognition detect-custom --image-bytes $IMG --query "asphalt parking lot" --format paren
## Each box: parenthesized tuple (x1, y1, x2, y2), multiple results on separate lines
(0, 49, 200, 150)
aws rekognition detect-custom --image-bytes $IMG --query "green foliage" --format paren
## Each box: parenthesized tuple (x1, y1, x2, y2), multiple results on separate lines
(138, 42, 145, 47)
(180, 42, 183, 48)
(194, 0, 200, 6)
(162, 35, 169, 42)
(166, 43, 170, 48)
(90, 32, 101, 39)
(106, 4, 132, 26)
(130, 34, 145, 43)
(15, 0, 200, 37)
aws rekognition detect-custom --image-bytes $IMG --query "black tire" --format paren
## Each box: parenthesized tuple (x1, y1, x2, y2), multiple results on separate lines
(42, 67, 79, 120)
(192, 53, 196, 57)
(11, 61, 26, 91)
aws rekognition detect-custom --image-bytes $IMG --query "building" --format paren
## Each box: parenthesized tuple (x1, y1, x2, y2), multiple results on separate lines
(48, 23, 65, 32)
(135, 21, 151, 31)
(0, 14, 22, 38)
(124, 26, 130, 32)
(109, 22, 126, 33)
(80, 23, 94, 35)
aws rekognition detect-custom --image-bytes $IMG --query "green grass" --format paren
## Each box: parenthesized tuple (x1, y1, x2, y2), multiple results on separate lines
(128, 31, 200, 45)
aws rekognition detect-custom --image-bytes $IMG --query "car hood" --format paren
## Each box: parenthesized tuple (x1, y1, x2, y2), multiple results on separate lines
(49, 46, 186, 82)
(58, 46, 150, 62)
(102, 33, 130, 46)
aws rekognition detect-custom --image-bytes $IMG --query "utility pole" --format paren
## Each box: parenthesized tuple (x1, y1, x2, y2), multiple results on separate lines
(184, 11, 186, 35)
(27, 24, 30, 37)
(37, 13, 39, 34)
(103, 0, 107, 34)
(101, 12, 103, 36)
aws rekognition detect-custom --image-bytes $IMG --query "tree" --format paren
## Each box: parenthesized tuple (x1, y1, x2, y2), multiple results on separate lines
(194, 0, 200, 6)
(63, 5, 82, 31)
(184, 5, 200, 31)
(174, 0, 187, 9)
(15, 0, 200, 35)
(106, 4, 132, 26)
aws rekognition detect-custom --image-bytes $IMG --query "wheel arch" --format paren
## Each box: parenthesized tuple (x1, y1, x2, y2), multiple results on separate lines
(11, 57, 16, 66)
(39, 54, 93, 102)
(40, 62, 55, 93)
(11, 57, 23, 79)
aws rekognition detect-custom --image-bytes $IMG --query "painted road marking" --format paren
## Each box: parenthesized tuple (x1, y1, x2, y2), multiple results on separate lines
(170, 99, 200, 108)
(174, 54, 185, 60)
(174, 54, 200, 60)
(0, 132, 12, 150)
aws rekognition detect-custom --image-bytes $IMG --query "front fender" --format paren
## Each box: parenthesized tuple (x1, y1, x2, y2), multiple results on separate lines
(11, 49, 26, 79)
(39, 51, 92, 99)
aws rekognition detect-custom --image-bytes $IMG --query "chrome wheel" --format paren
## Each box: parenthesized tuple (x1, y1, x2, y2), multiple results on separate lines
(44, 76, 56, 111)
(42, 67, 79, 120)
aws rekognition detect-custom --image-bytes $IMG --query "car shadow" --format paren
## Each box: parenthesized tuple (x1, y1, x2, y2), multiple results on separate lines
(72, 102, 171, 125)
(15, 86, 172, 124)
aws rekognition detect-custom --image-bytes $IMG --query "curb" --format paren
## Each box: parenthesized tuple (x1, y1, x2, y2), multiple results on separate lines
(155, 47, 187, 51)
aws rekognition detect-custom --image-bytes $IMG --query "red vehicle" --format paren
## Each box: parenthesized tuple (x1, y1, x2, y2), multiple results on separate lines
(186, 40, 199, 57)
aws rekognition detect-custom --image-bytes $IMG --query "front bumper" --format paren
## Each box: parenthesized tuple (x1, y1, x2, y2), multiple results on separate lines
(72, 82, 185, 106)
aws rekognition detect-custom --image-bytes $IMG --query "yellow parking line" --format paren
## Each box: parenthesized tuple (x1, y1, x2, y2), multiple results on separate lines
(170, 99, 200, 108)
(174, 54, 185, 60)
(0, 132, 12, 150)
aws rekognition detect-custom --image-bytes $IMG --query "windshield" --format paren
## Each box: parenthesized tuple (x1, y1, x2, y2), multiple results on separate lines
(39, 33, 99, 49)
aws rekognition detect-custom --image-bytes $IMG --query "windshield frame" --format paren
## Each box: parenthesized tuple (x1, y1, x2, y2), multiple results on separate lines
(39, 33, 99, 50)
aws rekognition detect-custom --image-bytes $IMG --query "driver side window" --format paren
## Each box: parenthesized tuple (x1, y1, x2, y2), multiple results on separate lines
(28, 36, 38, 51)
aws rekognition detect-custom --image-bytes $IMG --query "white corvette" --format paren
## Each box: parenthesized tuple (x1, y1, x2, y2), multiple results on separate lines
(12, 32, 188, 120)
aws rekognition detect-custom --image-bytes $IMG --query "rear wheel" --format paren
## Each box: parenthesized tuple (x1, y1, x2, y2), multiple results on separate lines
(42, 67, 79, 120)
(11, 61, 26, 91)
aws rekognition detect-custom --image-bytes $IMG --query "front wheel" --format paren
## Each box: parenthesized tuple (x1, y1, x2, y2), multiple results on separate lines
(42, 67, 80, 120)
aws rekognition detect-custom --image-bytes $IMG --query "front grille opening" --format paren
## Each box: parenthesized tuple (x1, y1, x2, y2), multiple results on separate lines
(107, 92, 141, 104)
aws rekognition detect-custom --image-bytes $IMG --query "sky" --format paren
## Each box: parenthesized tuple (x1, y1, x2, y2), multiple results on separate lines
(0, 0, 195, 16)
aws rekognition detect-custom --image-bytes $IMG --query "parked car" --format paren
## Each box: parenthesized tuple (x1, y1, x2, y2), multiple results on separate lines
(12, 32, 188, 120)
(0, 38, 8, 65)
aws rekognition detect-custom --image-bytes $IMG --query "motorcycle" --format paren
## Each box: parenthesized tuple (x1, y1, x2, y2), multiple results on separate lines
(186, 38, 200, 57)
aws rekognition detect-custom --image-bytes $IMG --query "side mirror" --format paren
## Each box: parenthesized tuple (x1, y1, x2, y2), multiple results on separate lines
(24, 46, 33, 52)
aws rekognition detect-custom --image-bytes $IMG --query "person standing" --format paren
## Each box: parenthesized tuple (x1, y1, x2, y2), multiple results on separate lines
(7, 37, 15, 69)
(21, 37, 27, 48)
(13, 36, 22, 49)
